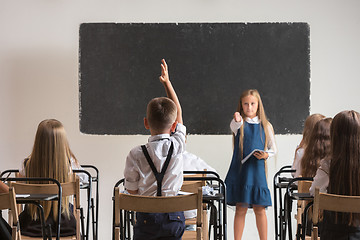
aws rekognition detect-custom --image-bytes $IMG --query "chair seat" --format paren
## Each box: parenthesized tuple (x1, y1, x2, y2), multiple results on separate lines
(186, 217, 196, 225)
(183, 227, 202, 240)
(183, 230, 197, 239)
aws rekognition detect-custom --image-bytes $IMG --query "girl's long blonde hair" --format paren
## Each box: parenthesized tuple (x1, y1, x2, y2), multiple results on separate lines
(25, 119, 72, 221)
(235, 89, 273, 158)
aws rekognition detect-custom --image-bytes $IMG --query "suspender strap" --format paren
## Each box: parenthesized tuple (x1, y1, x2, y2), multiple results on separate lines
(141, 142, 174, 196)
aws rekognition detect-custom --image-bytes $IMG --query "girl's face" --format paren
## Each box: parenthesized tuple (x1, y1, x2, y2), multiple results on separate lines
(241, 95, 258, 119)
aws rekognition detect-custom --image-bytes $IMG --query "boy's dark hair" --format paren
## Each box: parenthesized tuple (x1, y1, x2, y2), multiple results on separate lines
(147, 97, 177, 132)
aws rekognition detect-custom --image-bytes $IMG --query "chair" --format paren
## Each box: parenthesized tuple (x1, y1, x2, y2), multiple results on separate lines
(78, 164, 100, 240)
(10, 175, 81, 240)
(295, 180, 312, 240)
(273, 165, 295, 240)
(0, 187, 21, 240)
(184, 171, 227, 240)
(286, 177, 314, 240)
(114, 187, 203, 240)
(181, 176, 208, 240)
(311, 187, 360, 240)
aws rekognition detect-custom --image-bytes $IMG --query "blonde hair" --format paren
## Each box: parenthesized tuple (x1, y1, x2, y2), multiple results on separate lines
(25, 119, 72, 221)
(147, 97, 177, 133)
(235, 89, 273, 157)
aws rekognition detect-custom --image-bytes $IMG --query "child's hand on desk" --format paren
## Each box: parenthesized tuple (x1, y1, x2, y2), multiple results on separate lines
(234, 112, 242, 122)
(159, 59, 169, 83)
(253, 150, 268, 160)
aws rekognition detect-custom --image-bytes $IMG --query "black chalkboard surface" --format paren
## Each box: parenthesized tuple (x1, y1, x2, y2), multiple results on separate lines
(79, 23, 310, 135)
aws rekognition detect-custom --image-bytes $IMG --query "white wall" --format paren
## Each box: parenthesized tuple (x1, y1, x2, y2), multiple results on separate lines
(1, 0, 360, 239)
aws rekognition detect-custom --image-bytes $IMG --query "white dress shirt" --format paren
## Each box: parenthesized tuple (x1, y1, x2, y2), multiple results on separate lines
(124, 123, 186, 197)
(230, 117, 277, 158)
(182, 151, 217, 173)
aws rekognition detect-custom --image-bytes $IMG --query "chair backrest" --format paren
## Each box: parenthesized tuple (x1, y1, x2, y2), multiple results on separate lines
(114, 187, 203, 240)
(297, 180, 313, 213)
(311, 188, 360, 240)
(0, 187, 21, 239)
(298, 180, 312, 194)
(181, 180, 204, 194)
(10, 174, 81, 239)
(296, 179, 313, 236)
(115, 187, 202, 213)
(10, 175, 80, 208)
(182, 173, 206, 193)
(313, 187, 360, 224)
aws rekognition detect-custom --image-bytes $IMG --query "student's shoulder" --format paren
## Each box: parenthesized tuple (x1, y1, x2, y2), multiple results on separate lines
(296, 147, 305, 156)
(127, 144, 145, 158)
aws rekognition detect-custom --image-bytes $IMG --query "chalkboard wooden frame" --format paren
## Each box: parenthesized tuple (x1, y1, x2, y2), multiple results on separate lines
(79, 23, 310, 135)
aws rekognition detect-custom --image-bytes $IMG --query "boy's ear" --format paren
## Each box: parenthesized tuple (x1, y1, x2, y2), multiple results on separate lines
(170, 121, 178, 133)
(144, 118, 150, 129)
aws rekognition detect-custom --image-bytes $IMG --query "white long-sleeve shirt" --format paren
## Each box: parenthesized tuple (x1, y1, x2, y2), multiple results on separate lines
(309, 158, 330, 196)
(182, 151, 217, 173)
(292, 147, 305, 178)
(124, 123, 186, 197)
(230, 117, 277, 159)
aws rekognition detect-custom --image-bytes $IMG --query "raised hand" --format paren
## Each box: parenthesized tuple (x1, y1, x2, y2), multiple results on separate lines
(234, 112, 242, 122)
(159, 59, 169, 83)
(159, 59, 183, 124)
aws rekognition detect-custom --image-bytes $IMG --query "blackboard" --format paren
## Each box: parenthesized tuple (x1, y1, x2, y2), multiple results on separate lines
(79, 23, 310, 135)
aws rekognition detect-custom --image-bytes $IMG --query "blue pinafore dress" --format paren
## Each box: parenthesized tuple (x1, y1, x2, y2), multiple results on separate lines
(225, 122, 272, 207)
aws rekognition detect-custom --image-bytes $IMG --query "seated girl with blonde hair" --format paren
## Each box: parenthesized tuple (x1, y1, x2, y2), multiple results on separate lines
(18, 119, 83, 237)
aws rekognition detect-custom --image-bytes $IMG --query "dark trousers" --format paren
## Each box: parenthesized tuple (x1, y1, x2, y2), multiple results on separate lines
(134, 212, 185, 240)
(0, 216, 11, 240)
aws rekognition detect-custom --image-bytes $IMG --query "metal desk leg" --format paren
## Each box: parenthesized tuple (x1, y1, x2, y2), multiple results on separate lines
(286, 193, 293, 240)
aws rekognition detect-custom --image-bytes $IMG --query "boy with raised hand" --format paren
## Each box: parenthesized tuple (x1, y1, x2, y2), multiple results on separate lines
(124, 59, 186, 240)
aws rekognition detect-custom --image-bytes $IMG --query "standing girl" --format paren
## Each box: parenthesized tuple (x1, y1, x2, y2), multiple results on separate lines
(225, 89, 276, 240)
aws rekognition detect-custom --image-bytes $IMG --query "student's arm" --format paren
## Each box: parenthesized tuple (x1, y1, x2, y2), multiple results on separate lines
(123, 149, 140, 195)
(309, 158, 330, 196)
(69, 156, 89, 184)
(265, 123, 277, 157)
(254, 123, 276, 160)
(159, 59, 183, 124)
(292, 148, 304, 178)
(230, 112, 243, 134)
